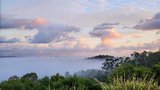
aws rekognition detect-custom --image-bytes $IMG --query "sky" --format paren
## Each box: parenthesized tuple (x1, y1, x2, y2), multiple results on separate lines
(0, 0, 160, 57)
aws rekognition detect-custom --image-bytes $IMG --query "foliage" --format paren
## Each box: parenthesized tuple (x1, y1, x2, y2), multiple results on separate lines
(21, 72, 38, 82)
(74, 69, 106, 81)
(97, 76, 160, 90)
(130, 50, 160, 66)
(102, 50, 160, 74)
(8, 75, 20, 81)
(87, 55, 114, 59)
(0, 73, 101, 90)
(111, 64, 153, 79)
(152, 63, 160, 84)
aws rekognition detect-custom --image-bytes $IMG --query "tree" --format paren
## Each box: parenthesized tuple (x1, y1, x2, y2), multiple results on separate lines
(65, 71, 71, 77)
(50, 73, 64, 82)
(41, 76, 50, 86)
(111, 64, 153, 79)
(21, 72, 38, 82)
(102, 58, 114, 74)
(8, 75, 20, 80)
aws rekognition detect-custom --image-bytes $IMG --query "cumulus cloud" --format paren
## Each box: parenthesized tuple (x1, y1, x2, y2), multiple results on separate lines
(0, 15, 80, 43)
(0, 37, 20, 43)
(73, 38, 91, 50)
(31, 24, 80, 43)
(0, 15, 48, 29)
(89, 23, 121, 46)
(134, 12, 160, 30)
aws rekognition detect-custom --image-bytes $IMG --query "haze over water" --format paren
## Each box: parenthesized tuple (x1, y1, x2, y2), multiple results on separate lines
(0, 56, 104, 81)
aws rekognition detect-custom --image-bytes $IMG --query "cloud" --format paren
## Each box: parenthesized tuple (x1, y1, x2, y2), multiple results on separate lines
(156, 31, 160, 35)
(93, 23, 119, 30)
(31, 24, 80, 43)
(0, 37, 20, 43)
(73, 38, 91, 50)
(32, 17, 48, 25)
(0, 15, 48, 29)
(89, 23, 121, 46)
(0, 15, 80, 43)
(0, 40, 91, 57)
(0, 38, 159, 57)
(134, 12, 160, 30)
(115, 39, 160, 51)
(130, 34, 142, 38)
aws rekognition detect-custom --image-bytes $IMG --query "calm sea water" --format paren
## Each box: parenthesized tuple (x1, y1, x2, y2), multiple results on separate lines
(0, 56, 104, 81)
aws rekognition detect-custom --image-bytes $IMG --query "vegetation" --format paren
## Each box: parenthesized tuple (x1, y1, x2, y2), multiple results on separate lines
(102, 50, 160, 74)
(0, 50, 160, 90)
(87, 55, 114, 60)
(0, 73, 101, 90)
(74, 69, 106, 81)
(98, 76, 160, 90)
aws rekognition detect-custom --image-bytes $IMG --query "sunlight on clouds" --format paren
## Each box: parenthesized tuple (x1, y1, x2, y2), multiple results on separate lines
(101, 29, 121, 46)
(33, 17, 48, 25)
(0, 0, 160, 56)
(75, 38, 91, 49)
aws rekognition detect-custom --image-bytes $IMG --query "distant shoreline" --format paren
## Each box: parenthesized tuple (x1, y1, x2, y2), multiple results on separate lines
(87, 55, 114, 60)
(0, 56, 17, 58)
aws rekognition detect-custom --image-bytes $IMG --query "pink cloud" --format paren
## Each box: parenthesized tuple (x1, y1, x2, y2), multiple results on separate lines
(156, 30, 160, 35)
(33, 17, 48, 25)
(130, 34, 142, 38)
(1, 15, 48, 29)
(100, 28, 121, 46)
(74, 38, 91, 49)
(89, 22, 121, 46)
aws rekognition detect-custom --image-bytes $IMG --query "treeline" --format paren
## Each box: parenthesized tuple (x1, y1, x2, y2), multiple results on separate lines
(0, 50, 160, 90)
(87, 55, 114, 59)
(0, 73, 102, 90)
(102, 50, 160, 73)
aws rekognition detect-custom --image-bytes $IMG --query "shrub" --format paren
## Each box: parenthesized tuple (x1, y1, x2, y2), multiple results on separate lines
(152, 63, 160, 84)
(97, 76, 160, 90)
(111, 64, 153, 79)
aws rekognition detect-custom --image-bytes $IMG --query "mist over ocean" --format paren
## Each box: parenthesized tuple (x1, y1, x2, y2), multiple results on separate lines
(0, 56, 104, 81)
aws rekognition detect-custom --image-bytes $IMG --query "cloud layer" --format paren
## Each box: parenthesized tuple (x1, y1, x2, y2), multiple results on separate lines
(115, 39, 160, 51)
(134, 12, 160, 30)
(0, 15, 80, 43)
(0, 37, 20, 43)
(0, 15, 48, 30)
